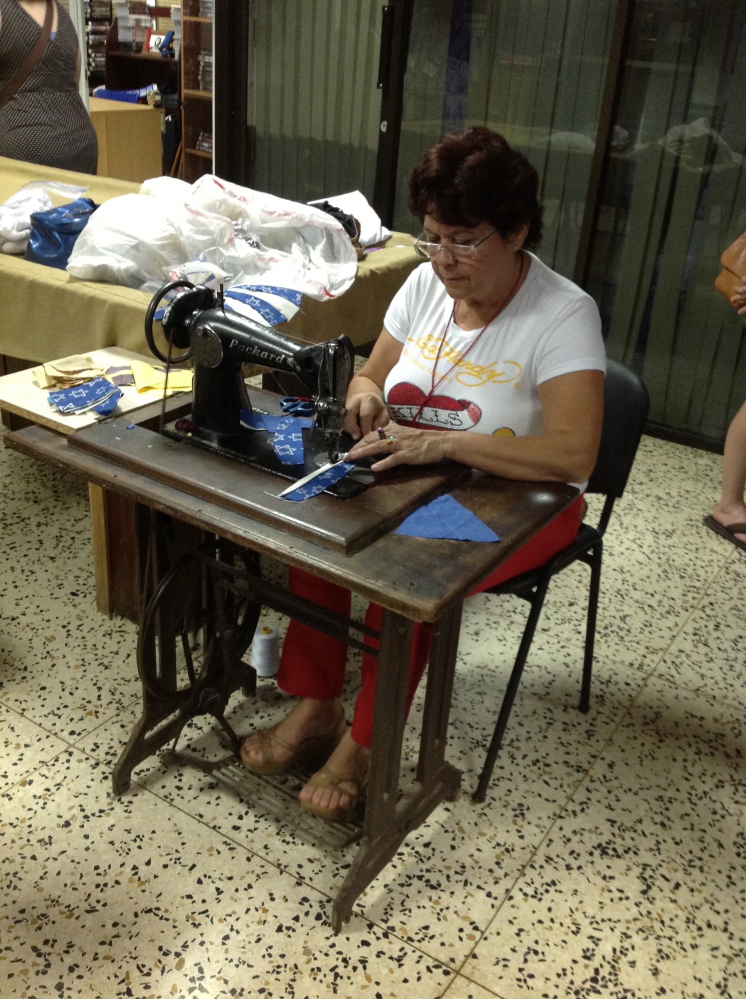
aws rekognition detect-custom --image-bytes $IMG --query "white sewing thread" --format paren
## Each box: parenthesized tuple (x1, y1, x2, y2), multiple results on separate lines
(251, 624, 279, 678)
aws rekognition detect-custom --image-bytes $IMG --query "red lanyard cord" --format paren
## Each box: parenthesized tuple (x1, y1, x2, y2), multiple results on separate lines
(411, 252, 526, 427)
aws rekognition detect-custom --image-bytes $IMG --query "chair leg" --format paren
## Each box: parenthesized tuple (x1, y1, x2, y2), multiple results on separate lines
(579, 541, 602, 714)
(472, 577, 551, 804)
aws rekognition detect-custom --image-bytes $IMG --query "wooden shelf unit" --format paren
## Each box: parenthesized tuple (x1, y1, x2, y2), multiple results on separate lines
(85, 0, 111, 90)
(180, 0, 213, 181)
(104, 19, 179, 93)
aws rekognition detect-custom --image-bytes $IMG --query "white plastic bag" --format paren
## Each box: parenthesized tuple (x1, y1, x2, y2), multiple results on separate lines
(67, 193, 189, 287)
(139, 176, 191, 202)
(181, 176, 358, 300)
(66, 174, 358, 300)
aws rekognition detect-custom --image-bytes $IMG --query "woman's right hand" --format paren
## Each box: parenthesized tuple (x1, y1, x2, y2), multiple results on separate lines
(344, 391, 389, 440)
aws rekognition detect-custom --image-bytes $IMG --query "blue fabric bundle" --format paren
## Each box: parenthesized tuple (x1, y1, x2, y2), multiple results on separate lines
(47, 377, 122, 416)
(25, 197, 98, 269)
(239, 408, 314, 465)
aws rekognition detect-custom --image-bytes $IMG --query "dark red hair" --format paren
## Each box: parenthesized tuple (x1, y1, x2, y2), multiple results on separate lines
(408, 127, 543, 249)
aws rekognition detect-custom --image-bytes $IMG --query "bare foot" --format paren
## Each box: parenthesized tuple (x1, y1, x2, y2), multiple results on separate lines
(299, 729, 370, 817)
(712, 501, 746, 544)
(241, 698, 345, 770)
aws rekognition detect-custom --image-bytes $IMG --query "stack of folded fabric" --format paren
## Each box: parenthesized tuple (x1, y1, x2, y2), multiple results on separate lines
(35, 353, 193, 420)
(32, 354, 107, 389)
(33, 354, 121, 418)
(128, 359, 192, 395)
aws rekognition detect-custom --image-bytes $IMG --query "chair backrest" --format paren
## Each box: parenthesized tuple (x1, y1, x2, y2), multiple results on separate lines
(586, 358, 649, 507)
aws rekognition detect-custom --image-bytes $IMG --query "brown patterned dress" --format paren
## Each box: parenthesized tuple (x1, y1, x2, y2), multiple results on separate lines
(0, 0, 98, 172)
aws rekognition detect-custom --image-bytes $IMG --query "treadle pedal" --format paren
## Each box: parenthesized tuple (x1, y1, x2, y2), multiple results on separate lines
(161, 749, 363, 849)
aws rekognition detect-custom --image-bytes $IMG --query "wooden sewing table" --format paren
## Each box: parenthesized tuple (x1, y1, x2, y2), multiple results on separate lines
(5, 398, 577, 931)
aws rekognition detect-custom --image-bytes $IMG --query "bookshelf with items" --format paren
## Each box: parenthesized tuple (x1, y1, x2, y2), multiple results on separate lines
(104, 2, 179, 94)
(180, 0, 213, 182)
(85, 0, 112, 89)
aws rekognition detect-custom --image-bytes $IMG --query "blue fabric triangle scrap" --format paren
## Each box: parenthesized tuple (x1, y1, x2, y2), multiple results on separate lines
(395, 493, 500, 542)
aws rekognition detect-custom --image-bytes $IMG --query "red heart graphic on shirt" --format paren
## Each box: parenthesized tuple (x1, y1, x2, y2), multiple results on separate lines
(387, 382, 482, 430)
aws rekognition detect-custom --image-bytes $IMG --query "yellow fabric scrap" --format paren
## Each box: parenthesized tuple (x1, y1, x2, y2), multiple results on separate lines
(131, 359, 193, 394)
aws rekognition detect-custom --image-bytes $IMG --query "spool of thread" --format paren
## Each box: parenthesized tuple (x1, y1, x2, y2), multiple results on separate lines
(251, 624, 279, 678)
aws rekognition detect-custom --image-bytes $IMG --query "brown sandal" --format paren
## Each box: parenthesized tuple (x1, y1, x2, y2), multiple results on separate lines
(239, 717, 346, 776)
(299, 766, 366, 823)
(703, 515, 746, 553)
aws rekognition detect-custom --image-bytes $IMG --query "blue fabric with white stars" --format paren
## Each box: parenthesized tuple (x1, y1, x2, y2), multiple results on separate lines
(271, 415, 306, 465)
(281, 461, 356, 502)
(48, 377, 123, 416)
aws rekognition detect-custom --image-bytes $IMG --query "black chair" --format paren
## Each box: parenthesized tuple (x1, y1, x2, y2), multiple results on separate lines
(472, 359, 649, 803)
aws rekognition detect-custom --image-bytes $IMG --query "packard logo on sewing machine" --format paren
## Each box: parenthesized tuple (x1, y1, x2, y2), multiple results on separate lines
(230, 338, 286, 367)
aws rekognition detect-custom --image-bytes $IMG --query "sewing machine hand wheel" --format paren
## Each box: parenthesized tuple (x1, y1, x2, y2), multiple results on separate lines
(144, 279, 198, 365)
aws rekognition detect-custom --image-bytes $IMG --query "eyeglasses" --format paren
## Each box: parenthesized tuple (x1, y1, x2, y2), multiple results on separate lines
(413, 228, 498, 260)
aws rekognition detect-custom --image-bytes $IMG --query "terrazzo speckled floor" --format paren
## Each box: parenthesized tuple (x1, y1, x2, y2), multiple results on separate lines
(0, 427, 744, 999)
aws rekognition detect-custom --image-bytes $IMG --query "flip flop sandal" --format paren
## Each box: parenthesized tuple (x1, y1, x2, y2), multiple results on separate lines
(703, 515, 746, 553)
(299, 766, 366, 823)
(240, 717, 346, 776)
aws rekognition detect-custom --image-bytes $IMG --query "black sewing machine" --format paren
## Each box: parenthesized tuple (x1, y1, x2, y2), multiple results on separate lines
(145, 280, 373, 498)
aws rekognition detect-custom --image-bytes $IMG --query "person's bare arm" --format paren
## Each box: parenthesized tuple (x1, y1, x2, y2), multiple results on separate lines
(346, 368, 605, 483)
(344, 329, 403, 439)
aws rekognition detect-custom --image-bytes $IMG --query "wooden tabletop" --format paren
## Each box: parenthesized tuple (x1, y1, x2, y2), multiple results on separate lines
(7, 423, 577, 623)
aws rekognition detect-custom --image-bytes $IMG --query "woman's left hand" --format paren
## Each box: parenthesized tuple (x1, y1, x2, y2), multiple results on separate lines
(345, 423, 449, 470)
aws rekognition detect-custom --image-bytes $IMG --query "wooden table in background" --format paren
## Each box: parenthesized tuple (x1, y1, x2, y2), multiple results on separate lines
(0, 153, 420, 366)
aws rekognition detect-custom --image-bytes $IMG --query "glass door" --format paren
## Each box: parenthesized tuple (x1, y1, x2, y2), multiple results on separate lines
(584, 0, 746, 441)
(392, 0, 619, 277)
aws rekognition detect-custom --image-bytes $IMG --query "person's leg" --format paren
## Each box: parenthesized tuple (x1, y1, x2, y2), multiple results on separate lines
(469, 493, 585, 595)
(241, 567, 349, 770)
(300, 495, 586, 816)
(712, 399, 746, 544)
(350, 603, 432, 747)
(276, 567, 351, 700)
(299, 603, 432, 816)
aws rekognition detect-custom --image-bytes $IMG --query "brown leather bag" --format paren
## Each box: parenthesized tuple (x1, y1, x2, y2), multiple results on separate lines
(715, 232, 746, 303)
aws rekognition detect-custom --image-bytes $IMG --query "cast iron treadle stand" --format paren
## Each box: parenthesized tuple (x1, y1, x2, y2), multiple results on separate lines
(159, 750, 362, 850)
(112, 522, 261, 795)
(112, 513, 463, 933)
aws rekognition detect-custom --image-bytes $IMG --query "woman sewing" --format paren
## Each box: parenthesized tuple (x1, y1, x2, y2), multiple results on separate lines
(241, 127, 606, 822)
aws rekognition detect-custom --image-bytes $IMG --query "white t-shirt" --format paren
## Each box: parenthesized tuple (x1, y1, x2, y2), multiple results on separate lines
(383, 253, 606, 440)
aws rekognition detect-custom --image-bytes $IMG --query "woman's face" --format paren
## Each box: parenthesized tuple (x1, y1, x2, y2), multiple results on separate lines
(422, 213, 528, 304)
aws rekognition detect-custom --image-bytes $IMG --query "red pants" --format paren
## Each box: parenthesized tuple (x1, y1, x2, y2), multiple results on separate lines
(277, 494, 585, 747)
